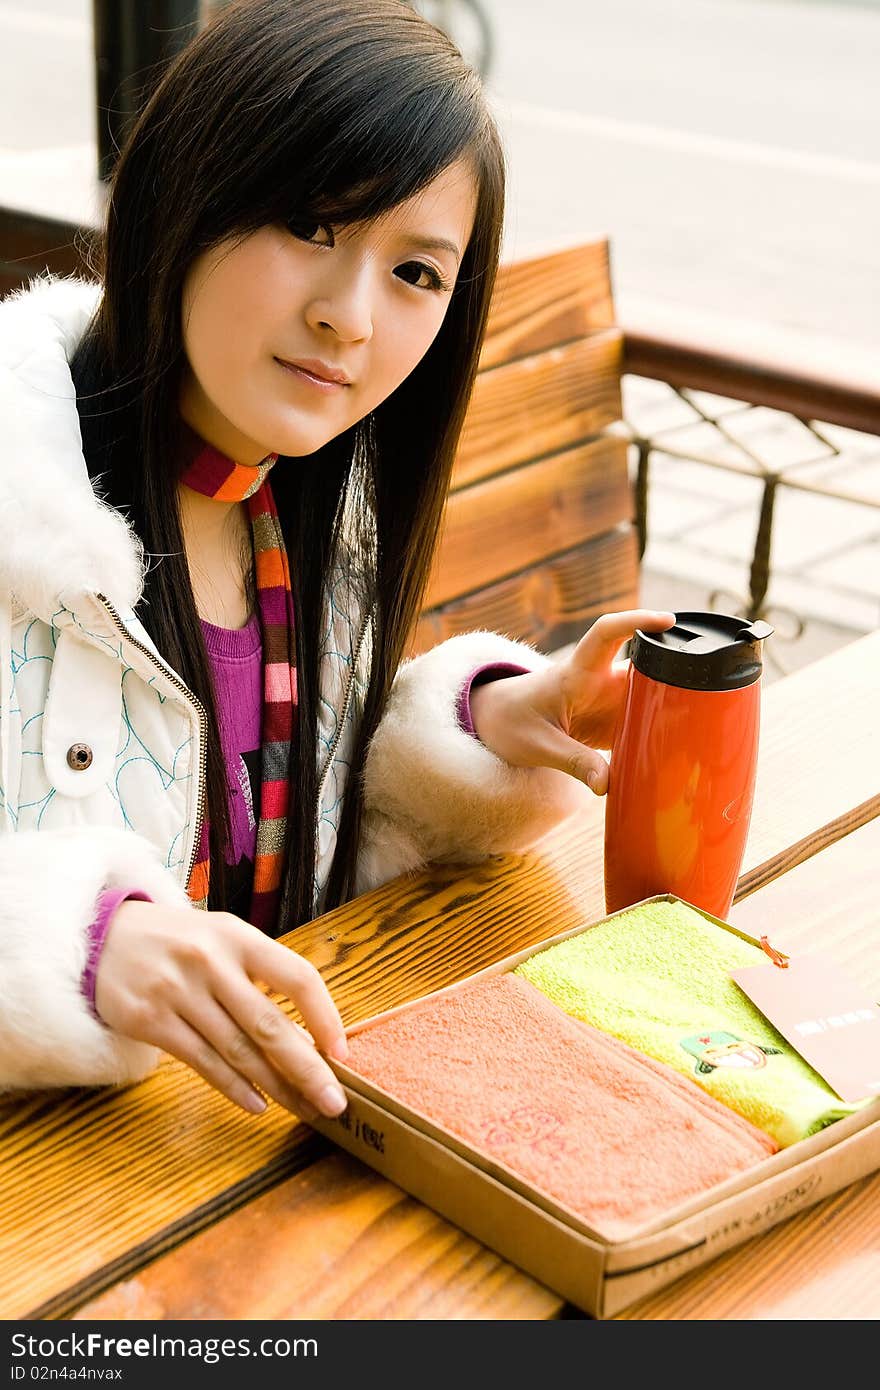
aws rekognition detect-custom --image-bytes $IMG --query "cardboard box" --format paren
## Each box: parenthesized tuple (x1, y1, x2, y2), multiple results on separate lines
(309, 896, 880, 1318)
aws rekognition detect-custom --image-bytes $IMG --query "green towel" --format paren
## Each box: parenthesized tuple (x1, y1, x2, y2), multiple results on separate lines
(515, 898, 863, 1147)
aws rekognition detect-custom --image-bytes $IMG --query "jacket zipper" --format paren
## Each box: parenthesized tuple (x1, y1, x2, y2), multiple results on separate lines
(97, 595, 370, 898)
(316, 608, 373, 806)
(96, 594, 208, 895)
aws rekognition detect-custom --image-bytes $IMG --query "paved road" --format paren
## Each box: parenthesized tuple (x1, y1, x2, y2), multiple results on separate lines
(482, 0, 878, 161)
(1, 0, 878, 351)
(478, 0, 880, 351)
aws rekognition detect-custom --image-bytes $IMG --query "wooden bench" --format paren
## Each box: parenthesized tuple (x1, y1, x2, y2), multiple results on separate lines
(414, 238, 640, 655)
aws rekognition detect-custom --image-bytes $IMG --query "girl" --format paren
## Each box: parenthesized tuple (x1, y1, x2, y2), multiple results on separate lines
(0, 0, 671, 1123)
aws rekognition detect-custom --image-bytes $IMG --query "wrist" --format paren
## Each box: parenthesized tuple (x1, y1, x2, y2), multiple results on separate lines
(82, 888, 153, 1022)
(468, 680, 499, 747)
(458, 663, 530, 740)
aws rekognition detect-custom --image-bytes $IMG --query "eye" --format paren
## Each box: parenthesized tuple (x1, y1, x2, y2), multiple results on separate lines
(394, 260, 451, 292)
(286, 216, 334, 246)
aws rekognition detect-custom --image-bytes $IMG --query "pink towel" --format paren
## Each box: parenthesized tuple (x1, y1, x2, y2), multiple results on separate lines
(345, 972, 778, 1241)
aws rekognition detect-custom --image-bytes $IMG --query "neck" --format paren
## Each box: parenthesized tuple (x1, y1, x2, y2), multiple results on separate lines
(178, 478, 243, 540)
(177, 427, 256, 631)
(179, 484, 254, 630)
(179, 374, 268, 468)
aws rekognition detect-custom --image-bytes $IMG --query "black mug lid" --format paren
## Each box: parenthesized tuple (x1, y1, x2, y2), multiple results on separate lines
(630, 612, 774, 691)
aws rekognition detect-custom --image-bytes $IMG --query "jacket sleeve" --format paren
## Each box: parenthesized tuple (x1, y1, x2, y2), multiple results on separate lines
(357, 631, 593, 894)
(0, 825, 191, 1093)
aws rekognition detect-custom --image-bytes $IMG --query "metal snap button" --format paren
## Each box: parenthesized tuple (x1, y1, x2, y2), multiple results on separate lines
(66, 743, 93, 771)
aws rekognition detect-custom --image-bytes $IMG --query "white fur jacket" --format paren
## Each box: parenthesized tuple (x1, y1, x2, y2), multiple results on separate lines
(0, 276, 589, 1095)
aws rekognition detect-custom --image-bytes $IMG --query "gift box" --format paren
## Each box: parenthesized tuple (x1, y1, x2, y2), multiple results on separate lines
(308, 897, 880, 1318)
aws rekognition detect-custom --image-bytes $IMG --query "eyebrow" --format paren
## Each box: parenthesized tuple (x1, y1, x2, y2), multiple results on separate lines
(403, 235, 463, 265)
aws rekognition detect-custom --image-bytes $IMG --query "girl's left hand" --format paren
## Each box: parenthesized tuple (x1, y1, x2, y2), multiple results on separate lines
(469, 609, 676, 794)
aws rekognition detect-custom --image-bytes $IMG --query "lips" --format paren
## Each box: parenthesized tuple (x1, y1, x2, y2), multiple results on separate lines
(275, 356, 351, 386)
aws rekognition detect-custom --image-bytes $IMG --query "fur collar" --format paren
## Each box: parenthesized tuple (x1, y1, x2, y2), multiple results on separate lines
(0, 274, 144, 623)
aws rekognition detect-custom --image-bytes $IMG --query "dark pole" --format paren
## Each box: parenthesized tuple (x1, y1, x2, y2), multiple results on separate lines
(92, 1, 201, 181)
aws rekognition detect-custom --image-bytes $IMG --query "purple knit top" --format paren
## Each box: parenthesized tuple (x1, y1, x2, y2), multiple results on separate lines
(80, 632, 527, 1015)
(198, 613, 263, 916)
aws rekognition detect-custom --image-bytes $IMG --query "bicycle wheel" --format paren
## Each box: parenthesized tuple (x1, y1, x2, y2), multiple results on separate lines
(409, 0, 493, 80)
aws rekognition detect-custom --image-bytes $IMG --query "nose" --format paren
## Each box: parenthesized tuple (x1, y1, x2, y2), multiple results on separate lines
(304, 261, 374, 344)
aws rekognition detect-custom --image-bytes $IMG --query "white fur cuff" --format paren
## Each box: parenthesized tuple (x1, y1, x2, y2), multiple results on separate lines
(357, 631, 591, 893)
(0, 825, 190, 1092)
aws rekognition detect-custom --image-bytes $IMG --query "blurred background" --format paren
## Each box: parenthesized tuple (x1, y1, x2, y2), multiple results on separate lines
(1, 0, 878, 679)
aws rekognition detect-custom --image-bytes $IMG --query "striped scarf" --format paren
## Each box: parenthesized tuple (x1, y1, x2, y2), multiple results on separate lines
(180, 431, 296, 935)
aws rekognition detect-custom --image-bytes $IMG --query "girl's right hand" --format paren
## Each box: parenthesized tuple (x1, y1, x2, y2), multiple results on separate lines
(94, 900, 349, 1121)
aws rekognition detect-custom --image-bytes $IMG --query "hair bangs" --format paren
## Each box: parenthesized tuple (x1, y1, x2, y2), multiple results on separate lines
(251, 68, 488, 238)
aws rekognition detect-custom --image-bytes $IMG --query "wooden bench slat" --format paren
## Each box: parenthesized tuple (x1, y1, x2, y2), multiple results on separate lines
(453, 330, 623, 488)
(426, 436, 633, 609)
(479, 240, 614, 370)
(415, 527, 639, 656)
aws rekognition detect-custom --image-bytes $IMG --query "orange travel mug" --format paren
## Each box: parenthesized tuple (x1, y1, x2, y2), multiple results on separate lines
(604, 612, 773, 921)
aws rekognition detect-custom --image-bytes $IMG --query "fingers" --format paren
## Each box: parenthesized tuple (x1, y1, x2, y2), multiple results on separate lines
(96, 903, 350, 1120)
(571, 609, 675, 668)
(527, 724, 610, 793)
(244, 935, 349, 1063)
(153, 1014, 271, 1116)
(176, 995, 330, 1123)
(215, 955, 348, 1118)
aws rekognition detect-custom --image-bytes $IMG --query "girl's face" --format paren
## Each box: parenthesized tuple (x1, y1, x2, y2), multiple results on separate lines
(180, 158, 478, 465)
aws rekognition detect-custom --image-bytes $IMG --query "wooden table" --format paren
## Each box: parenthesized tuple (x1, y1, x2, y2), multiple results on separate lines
(2, 632, 878, 1323)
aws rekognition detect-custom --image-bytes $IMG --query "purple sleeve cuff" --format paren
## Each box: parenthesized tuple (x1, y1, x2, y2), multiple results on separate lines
(81, 887, 154, 1022)
(457, 662, 530, 739)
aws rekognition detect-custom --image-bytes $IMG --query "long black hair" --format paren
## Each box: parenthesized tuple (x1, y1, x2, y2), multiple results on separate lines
(71, 0, 506, 930)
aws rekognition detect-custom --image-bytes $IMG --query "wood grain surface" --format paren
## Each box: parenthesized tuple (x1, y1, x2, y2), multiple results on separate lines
(479, 240, 614, 371)
(420, 236, 637, 654)
(413, 528, 639, 657)
(75, 1162, 880, 1323)
(425, 436, 632, 609)
(72, 1152, 564, 1322)
(1, 633, 877, 1321)
(453, 331, 623, 488)
(739, 632, 879, 893)
(72, 812, 880, 1322)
